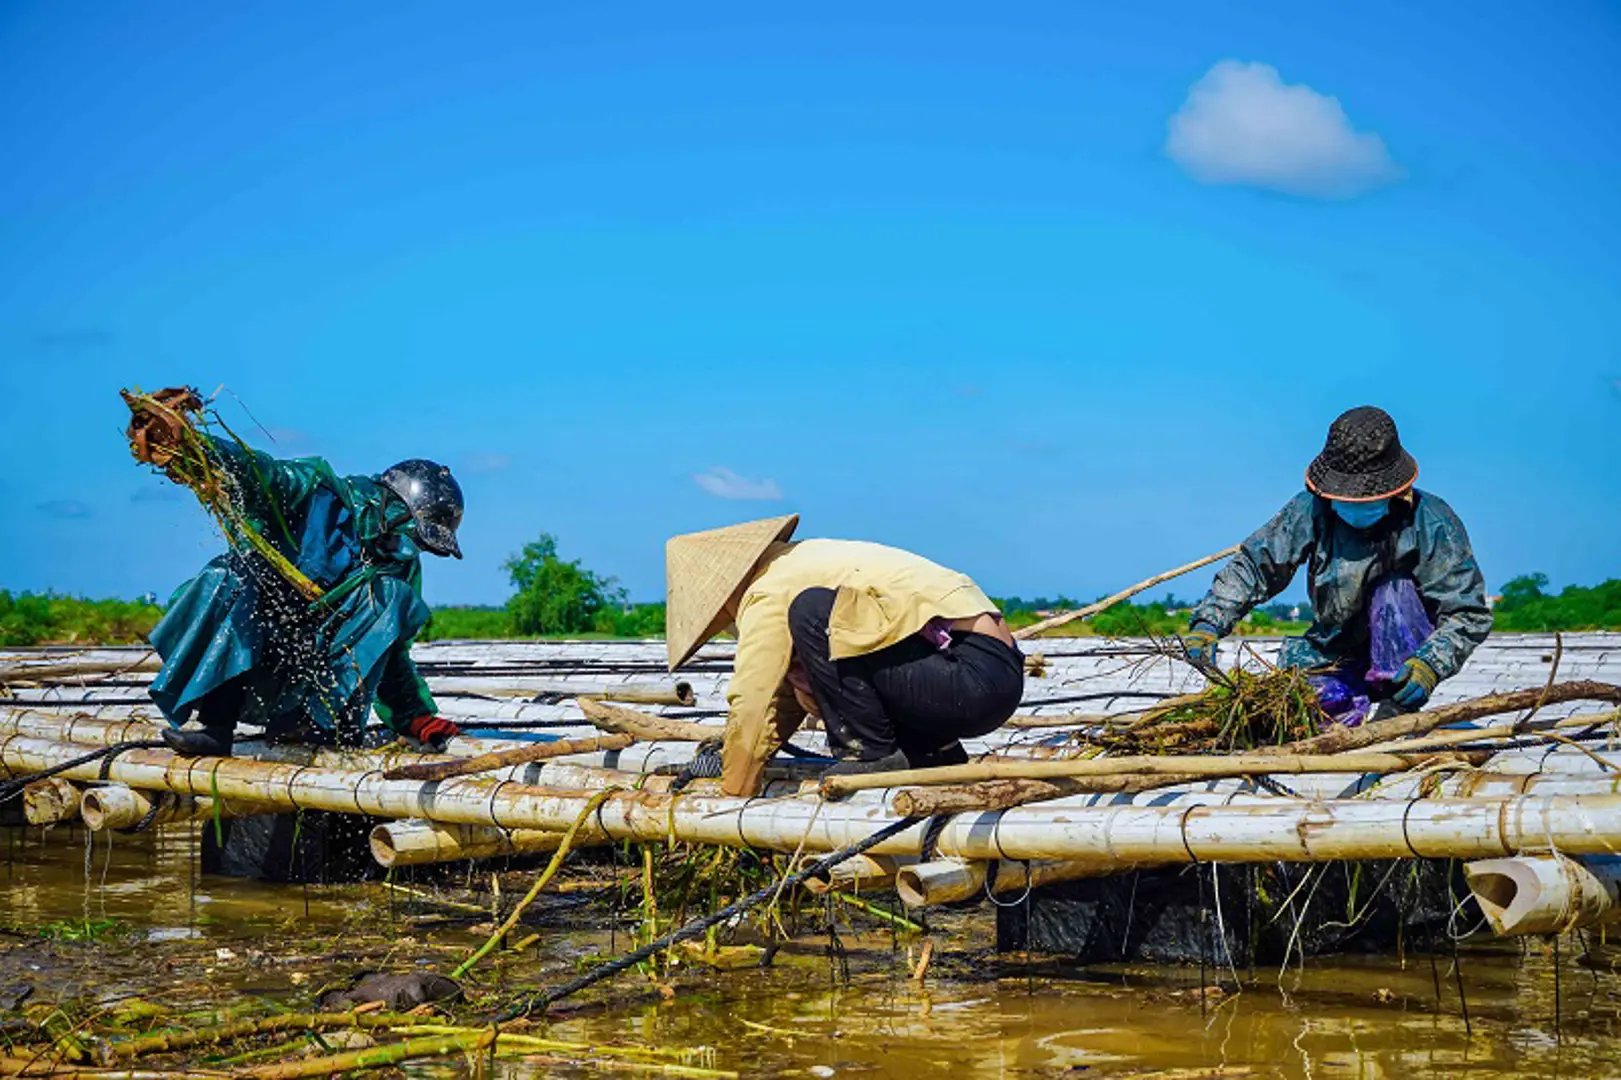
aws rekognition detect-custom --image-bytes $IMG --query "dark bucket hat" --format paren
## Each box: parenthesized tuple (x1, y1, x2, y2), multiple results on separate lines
(1305, 406, 1418, 501)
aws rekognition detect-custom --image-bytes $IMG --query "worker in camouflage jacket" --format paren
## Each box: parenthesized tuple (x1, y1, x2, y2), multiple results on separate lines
(1185, 406, 1491, 725)
(122, 388, 465, 757)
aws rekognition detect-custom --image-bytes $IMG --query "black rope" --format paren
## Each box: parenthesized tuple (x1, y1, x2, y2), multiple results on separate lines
(493, 814, 922, 1021)
(117, 793, 168, 834)
(0, 740, 168, 805)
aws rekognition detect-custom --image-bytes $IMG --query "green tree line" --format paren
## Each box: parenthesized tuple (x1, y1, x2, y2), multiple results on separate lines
(6, 560, 1621, 646)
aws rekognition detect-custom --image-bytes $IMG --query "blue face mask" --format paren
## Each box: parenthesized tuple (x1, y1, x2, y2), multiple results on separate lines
(1331, 499, 1390, 529)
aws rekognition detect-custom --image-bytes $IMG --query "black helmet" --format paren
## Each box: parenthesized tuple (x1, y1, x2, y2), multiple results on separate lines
(378, 459, 464, 559)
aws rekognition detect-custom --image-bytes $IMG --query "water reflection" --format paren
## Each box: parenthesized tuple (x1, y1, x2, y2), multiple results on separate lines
(4, 824, 1618, 1078)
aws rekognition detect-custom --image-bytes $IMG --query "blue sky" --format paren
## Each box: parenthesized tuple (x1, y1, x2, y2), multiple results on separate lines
(2, 1, 1617, 606)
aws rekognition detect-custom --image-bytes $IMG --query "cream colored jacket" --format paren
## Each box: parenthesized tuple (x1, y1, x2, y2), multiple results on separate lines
(720, 538, 997, 796)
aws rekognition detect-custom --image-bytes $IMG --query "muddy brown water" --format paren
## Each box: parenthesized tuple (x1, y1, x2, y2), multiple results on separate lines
(4, 825, 1620, 1078)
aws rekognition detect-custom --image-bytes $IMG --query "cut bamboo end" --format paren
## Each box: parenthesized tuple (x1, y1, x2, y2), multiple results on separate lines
(894, 857, 1132, 907)
(369, 820, 579, 868)
(22, 776, 82, 826)
(78, 784, 242, 831)
(1465, 855, 1621, 935)
(802, 855, 901, 895)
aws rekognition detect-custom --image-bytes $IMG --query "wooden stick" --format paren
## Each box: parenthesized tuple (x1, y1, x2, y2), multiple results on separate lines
(910, 940, 935, 984)
(382, 733, 637, 782)
(1263, 681, 1621, 757)
(578, 698, 717, 742)
(892, 775, 1207, 816)
(820, 750, 1483, 799)
(1012, 546, 1240, 640)
(1366, 707, 1621, 755)
(582, 682, 696, 707)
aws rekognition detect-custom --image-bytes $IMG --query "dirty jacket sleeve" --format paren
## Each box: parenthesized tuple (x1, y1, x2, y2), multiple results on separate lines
(1190, 492, 1317, 635)
(371, 640, 439, 734)
(1409, 497, 1492, 680)
(720, 591, 808, 797)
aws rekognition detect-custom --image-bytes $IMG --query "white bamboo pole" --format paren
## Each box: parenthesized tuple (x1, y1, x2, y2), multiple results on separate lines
(8, 734, 1621, 865)
(0, 710, 167, 744)
(0, 708, 705, 782)
(78, 785, 250, 831)
(22, 777, 82, 826)
(802, 855, 904, 896)
(368, 821, 576, 868)
(1464, 856, 1621, 935)
(894, 858, 1139, 907)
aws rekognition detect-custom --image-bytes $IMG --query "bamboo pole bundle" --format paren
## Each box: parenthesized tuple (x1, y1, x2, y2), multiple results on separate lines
(894, 857, 1146, 907)
(1464, 856, 1621, 935)
(22, 777, 82, 825)
(368, 820, 577, 867)
(8, 732, 1621, 865)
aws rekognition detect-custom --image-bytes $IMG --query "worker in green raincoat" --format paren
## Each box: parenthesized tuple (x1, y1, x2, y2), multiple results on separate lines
(124, 388, 465, 757)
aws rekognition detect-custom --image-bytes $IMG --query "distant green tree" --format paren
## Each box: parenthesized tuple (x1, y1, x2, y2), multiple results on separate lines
(1496, 573, 1549, 613)
(1493, 574, 1621, 632)
(503, 533, 627, 636)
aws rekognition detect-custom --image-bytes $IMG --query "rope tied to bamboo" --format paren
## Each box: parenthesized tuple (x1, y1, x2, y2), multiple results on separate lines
(0, 739, 168, 806)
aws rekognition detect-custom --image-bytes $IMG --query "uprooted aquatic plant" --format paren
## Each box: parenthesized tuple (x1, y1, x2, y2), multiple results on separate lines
(1094, 666, 1329, 755)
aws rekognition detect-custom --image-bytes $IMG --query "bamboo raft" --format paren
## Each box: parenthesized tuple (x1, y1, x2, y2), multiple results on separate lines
(6, 634, 1621, 939)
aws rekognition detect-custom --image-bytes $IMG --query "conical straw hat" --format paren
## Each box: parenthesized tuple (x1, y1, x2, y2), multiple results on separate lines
(665, 514, 800, 670)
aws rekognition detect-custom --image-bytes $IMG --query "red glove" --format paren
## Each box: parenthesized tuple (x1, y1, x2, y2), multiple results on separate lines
(406, 715, 461, 750)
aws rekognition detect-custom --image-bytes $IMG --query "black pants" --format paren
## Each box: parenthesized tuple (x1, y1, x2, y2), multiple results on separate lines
(786, 587, 1025, 764)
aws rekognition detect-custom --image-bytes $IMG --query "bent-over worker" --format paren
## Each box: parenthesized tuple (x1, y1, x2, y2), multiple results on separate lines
(665, 515, 1025, 797)
(1184, 405, 1490, 724)
(123, 387, 465, 757)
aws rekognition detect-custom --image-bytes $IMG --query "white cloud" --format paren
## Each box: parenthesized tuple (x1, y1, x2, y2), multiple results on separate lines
(692, 467, 783, 501)
(1166, 60, 1402, 199)
(462, 452, 512, 475)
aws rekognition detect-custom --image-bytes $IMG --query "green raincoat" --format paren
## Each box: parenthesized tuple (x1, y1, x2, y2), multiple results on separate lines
(148, 437, 437, 736)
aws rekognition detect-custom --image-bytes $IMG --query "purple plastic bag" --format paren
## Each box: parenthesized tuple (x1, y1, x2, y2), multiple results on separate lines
(1366, 575, 1436, 681)
(1306, 575, 1434, 727)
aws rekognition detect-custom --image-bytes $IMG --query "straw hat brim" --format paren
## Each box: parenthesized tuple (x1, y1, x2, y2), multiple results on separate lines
(665, 514, 800, 671)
